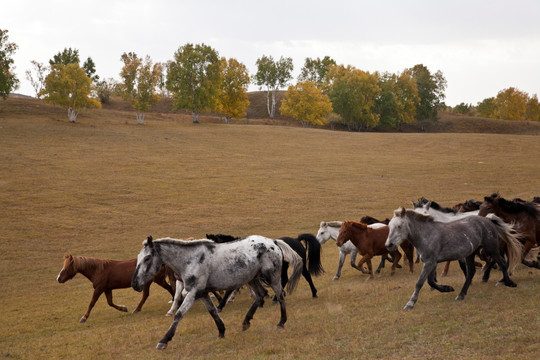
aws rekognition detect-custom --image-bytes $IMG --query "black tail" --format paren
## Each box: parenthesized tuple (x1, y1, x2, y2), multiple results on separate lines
(297, 233, 325, 276)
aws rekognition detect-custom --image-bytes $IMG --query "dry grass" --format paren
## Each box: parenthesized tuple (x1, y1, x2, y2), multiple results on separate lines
(1, 98, 539, 359)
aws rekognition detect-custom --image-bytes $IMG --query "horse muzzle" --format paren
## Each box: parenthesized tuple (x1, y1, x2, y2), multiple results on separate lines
(385, 242, 398, 252)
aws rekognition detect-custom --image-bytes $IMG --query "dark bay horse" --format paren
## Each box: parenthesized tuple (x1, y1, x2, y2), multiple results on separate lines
(479, 193, 540, 269)
(385, 208, 522, 310)
(132, 236, 302, 350)
(57, 254, 174, 323)
(336, 221, 409, 279)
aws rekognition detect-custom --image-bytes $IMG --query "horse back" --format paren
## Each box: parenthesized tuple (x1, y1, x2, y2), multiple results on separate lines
(99, 258, 137, 289)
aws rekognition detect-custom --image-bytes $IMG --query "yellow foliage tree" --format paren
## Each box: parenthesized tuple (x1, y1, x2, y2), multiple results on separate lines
(495, 87, 528, 120)
(217, 58, 250, 124)
(280, 81, 333, 127)
(526, 94, 540, 121)
(41, 63, 101, 122)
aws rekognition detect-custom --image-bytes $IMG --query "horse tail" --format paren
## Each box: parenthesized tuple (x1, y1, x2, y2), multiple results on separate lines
(275, 239, 303, 295)
(298, 233, 325, 276)
(487, 213, 523, 273)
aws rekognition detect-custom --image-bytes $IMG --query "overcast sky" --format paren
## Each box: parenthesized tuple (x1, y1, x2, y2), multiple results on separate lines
(4, 0, 540, 106)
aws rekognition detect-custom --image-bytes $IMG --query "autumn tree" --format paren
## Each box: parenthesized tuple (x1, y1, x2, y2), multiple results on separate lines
(217, 57, 250, 124)
(49, 48, 80, 66)
(166, 43, 221, 123)
(326, 65, 380, 131)
(40, 62, 101, 122)
(375, 71, 419, 129)
(477, 97, 496, 118)
(119, 52, 162, 124)
(298, 56, 336, 88)
(0, 29, 19, 99)
(404, 64, 447, 121)
(254, 55, 293, 119)
(494, 87, 528, 120)
(526, 94, 540, 122)
(25, 60, 48, 98)
(280, 81, 333, 127)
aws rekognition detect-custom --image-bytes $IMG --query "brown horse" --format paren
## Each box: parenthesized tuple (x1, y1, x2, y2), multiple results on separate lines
(478, 193, 540, 269)
(336, 221, 411, 279)
(57, 254, 174, 322)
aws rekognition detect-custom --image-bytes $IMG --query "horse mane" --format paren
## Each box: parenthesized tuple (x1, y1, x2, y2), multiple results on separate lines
(149, 237, 215, 246)
(400, 208, 435, 223)
(428, 200, 457, 214)
(72, 255, 111, 273)
(206, 234, 241, 243)
(324, 221, 343, 228)
(496, 196, 539, 217)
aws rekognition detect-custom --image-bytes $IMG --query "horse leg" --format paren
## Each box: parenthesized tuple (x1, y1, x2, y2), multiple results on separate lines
(216, 289, 235, 313)
(441, 261, 451, 277)
(133, 282, 151, 314)
(427, 267, 454, 293)
(333, 249, 348, 280)
(157, 291, 197, 350)
(268, 276, 288, 329)
(199, 294, 226, 338)
(301, 265, 318, 298)
(166, 280, 184, 316)
(404, 262, 437, 310)
(243, 279, 267, 331)
(521, 242, 540, 268)
(273, 262, 289, 303)
(493, 251, 517, 287)
(456, 256, 476, 300)
(402, 242, 415, 273)
(481, 259, 496, 283)
(390, 251, 402, 276)
(356, 254, 372, 275)
(365, 258, 374, 279)
(104, 289, 128, 313)
(375, 255, 386, 274)
(80, 288, 103, 323)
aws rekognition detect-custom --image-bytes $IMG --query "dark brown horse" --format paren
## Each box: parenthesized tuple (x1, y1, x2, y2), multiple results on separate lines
(478, 193, 540, 269)
(57, 254, 174, 322)
(336, 221, 412, 279)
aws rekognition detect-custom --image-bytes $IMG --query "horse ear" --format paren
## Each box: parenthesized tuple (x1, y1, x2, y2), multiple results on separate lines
(395, 207, 406, 217)
(147, 236, 153, 248)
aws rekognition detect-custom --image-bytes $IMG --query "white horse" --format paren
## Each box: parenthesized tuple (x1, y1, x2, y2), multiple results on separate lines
(316, 221, 386, 280)
(132, 235, 302, 350)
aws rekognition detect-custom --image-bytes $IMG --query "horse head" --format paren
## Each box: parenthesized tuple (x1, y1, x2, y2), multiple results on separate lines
(385, 207, 409, 251)
(57, 254, 76, 283)
(478, 193, 500, 217)
(336, 221, 354, 247)
(132, 236, 162, 292)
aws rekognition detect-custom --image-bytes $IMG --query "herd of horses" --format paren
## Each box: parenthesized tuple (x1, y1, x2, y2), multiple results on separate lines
(56, 193, 540, 350)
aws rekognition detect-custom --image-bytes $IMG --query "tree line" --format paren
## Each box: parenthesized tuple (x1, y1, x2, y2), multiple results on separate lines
(2, 29, 538, 128)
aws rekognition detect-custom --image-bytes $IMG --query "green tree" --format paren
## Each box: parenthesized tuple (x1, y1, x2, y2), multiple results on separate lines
(217, 57, 250, 124)
(166, 43, 221, 123)
(477, 97, 496, 118)
(326, 65, 380, 131)
(49, 48, 80, 66)
(404, 64, 447, 121)
(83, 57, 99, 83)
(298, 56, 336, 88)
(495, 87, 528, 120)
(40, 62, 101, 122)
(375, 71, 419, 129)
(526, 94, 540, 122)
(280, 81, 333, 127)
(453, 102, 473, 115)
(254, 55, 293, 119)
(0, 29, 19, 99)
(119, 52, 162, 124)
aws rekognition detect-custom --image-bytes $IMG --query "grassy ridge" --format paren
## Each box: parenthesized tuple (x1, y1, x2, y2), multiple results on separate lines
(1, 98, 539, 359)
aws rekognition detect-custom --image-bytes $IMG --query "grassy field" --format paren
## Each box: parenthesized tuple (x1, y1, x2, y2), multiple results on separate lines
(1, 98, 539, 359)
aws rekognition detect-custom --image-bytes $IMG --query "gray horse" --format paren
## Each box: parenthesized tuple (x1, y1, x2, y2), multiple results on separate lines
(385, 208, 522, 310)
(132, 235, 302, 350)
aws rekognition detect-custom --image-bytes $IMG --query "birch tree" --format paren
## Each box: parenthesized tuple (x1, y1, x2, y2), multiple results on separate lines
(119, 52, 162, 124)
(254, 55, 293, 119)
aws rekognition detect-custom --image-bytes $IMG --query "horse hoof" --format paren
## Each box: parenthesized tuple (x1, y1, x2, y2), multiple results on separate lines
(156, 343, 168, 350)
(132, 309, 140, 314)
(390, 271, 395, 276)
(121, 307, 128, 312)
(276, 324, 285, 330)
(440, 273, 447, 278)
(79, 317, 87, 323)
(403, 304, 414, 311)
(332, 276, 339, 281)
(375, 270, 381, 274)
(242, 323, 250, 331)
(218, 332, 225, 338)
(455, 294, 465, 301)
(165, 312, 173, 317)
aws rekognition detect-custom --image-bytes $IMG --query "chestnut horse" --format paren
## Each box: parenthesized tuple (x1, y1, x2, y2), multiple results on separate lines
(479, 193, 540, 269)
(336, 221, 408, 279)
(57, 254, 174, 322)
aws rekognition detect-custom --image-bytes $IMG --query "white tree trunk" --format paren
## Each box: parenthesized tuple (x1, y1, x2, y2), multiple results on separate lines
(67, 107, 78, 123)
(136, 111, 145, 125)
(270, 89, 276, 119)
(192, 111, 199, 123)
